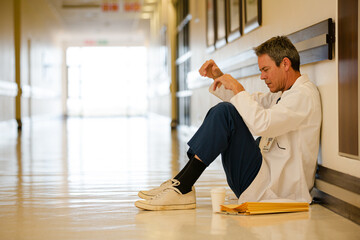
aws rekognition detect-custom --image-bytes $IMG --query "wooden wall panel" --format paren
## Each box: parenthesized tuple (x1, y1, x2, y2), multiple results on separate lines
(338, 0, 359, 158)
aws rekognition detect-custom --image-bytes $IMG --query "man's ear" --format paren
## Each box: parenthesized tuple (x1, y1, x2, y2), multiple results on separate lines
(282, 57, 291, 71)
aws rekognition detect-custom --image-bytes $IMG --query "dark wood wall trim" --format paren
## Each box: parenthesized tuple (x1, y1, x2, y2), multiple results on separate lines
(313, 165, 360, 225)
(311, 188, 360, 225)
(338, 0, 359, 158)
(287, 18, 335, 61)
(316, 165, 360, 194)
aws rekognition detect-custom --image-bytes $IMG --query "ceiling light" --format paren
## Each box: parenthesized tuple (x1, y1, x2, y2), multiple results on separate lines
(140, 12, 152, 19)
(141, 6, 154, 12)
(143, 0, 158, 5)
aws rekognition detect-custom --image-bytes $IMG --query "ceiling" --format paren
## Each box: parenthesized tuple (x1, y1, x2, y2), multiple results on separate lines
(47, 0, 158, 45)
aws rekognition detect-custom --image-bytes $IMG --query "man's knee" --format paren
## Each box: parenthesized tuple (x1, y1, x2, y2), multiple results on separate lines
(206, 102, 245, 127)
(211, 102, 237, 115)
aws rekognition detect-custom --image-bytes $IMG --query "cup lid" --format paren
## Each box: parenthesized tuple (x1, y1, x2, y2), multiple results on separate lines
(211, 187, 226, 193)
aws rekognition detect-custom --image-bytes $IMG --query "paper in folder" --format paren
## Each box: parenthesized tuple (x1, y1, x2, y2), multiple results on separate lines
(220, 202, 309, 215)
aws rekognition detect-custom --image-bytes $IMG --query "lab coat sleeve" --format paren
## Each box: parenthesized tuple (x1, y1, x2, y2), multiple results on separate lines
(208, 83, 235, 102)
(251, 91, 278, 108)
(230, 89, 313, 137)
(209, 82, 275, 105)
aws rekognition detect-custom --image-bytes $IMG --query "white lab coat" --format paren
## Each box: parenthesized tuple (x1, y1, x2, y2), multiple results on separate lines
(228, 74, 322, 203)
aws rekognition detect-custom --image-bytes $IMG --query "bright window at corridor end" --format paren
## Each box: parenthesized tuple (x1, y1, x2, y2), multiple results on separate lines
(66, 46, 148, 117)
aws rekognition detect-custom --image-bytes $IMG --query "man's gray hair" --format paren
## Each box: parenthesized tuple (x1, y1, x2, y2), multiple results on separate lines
(254, 36, 300, 72)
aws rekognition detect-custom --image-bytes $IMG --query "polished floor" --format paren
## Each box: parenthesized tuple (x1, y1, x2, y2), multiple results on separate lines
(0, 115, 359, 240)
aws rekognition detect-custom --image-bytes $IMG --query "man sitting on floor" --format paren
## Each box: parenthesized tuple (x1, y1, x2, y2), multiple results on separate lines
(135, 36, 322, 211)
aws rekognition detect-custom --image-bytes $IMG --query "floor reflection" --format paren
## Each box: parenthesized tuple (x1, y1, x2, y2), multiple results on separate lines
(0, 116, 359, 240)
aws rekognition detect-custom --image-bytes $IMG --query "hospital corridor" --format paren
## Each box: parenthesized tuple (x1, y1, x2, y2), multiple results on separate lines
(0, 0, 360, 239)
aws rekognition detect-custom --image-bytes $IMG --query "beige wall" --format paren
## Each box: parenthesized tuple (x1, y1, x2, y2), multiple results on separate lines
(20, 0, 64, 119)
(0, 0, 64, 126)
(179, 0, 360, 179)
(0, 0, 16, 122)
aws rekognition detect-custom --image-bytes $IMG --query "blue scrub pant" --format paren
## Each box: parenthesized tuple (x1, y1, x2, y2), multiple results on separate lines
(187, 102, 262, 198)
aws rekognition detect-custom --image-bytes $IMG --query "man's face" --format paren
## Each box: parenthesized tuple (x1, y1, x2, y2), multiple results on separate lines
(258, 54, 286, 93)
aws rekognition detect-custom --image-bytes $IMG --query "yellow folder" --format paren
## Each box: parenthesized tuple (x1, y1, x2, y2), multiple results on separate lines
(220, 202, 309, 215)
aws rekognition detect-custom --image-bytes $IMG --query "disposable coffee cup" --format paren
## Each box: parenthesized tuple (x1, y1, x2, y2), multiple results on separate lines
(211, 187, 226, 213)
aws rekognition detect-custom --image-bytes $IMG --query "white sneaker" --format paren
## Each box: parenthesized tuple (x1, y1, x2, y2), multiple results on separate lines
(135, 186, 196, 211)
(138, 179, 178, 200)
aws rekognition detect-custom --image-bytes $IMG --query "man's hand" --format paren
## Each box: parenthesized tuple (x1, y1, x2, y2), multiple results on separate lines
(199, 59, 224, 80)
(213, 74, 245, 95)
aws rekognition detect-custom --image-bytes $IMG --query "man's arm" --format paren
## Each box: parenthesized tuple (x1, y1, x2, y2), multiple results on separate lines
(199, 59, 245, 95)
(230, 89, 314, 137)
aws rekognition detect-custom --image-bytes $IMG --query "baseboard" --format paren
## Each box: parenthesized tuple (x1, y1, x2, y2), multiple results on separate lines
(316, 165, 360, 194)
(312, 165, 360, 225)
(311, 187, 360, 225)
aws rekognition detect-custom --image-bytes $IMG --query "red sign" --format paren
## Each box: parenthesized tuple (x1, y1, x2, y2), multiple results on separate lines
(102, 0, 119, 12)
(123, 0, 141, 12)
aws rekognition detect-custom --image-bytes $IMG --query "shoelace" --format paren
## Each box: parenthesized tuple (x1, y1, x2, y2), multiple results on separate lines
(171, 179, 180, 187)
(152, 187, 182, 200)
(160, 178, 179, 187)
(151, 180, 181, 200)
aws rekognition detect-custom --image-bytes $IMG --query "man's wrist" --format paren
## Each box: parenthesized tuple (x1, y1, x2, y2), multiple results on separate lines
(214, 71, 224, 80)
(233, 85, 245, 95)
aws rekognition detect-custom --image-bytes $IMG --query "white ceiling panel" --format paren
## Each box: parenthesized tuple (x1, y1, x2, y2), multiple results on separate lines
(47, 0, 154, 45)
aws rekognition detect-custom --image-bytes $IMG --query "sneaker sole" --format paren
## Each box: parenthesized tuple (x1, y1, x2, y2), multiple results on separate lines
(135, 200, 196, 211)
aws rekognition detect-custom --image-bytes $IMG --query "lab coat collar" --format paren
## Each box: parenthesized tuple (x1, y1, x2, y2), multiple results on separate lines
(289, 74, 309, 90)
(280, 74, 309, 98)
